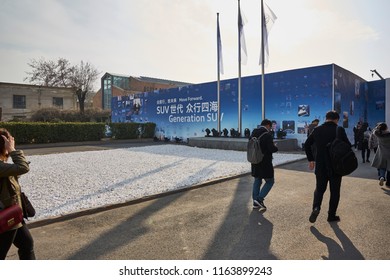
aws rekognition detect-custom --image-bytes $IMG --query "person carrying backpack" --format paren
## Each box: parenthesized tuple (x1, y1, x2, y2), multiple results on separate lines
(304, 110, 352, 223)
(250, 119, 278, 211)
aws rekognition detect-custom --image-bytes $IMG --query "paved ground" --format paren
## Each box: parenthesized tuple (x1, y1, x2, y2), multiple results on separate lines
(6, 140, 390, 260)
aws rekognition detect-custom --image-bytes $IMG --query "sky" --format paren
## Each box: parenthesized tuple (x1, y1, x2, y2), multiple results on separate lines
(1, 0, 389, 91)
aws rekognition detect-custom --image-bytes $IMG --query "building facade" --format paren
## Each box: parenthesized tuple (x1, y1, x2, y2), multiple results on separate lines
(93, 73, 191, 110)
(110, 64, 389, 146)
(0, 82, 76, 121)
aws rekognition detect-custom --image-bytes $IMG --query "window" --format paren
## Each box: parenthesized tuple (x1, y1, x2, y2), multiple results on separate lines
(13, 95, 26, 109)
(53, 97, 64, 109)
(103, 77, 112, 109)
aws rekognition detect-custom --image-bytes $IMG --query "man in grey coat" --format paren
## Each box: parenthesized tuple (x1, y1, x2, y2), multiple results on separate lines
(250, 119, 278, 210)
(371, 122, 390, 187)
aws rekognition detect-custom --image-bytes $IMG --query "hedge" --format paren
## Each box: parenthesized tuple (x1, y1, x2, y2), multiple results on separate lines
(110, 122, 156, 140)
(0, 122, 156, 144)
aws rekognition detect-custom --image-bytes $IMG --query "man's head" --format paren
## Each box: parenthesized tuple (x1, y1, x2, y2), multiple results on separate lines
(325, 110, 340, 124)
(261, 119, 272, 130)
(312, 119, 320, 125)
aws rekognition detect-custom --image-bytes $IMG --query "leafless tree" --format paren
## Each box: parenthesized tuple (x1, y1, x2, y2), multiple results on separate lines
(25, 57, 100, 113)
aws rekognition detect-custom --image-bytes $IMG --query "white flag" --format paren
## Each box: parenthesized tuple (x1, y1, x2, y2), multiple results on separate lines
(259, 2, 277, 66)
(238, 3, 248, 65)
(217, 15, 224, 75)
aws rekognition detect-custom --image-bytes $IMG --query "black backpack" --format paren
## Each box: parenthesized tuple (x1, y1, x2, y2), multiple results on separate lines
(327, 126, 358, 176)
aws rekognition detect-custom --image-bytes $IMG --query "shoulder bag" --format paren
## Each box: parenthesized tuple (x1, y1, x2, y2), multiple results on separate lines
(0, 179, 23, 234)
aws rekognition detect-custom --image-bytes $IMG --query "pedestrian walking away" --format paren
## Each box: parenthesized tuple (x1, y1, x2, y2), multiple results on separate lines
(361, 123, 371, 163)
(304, 110, 352, 223)
(369, 126, 380, 177)
(353, 121, 362, 151)
(0, 128, 36, 260)
(371, 122, 390, 187)
(250, 119, 278, 211)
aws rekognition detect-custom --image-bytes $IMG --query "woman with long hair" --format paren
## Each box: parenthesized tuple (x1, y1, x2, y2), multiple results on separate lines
(0, 128, 35, 260)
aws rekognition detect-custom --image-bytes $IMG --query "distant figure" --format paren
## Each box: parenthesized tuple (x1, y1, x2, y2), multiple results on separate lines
(353, 121, 362, 151)
(250, 119, 278, 211)
(371, 122, 390, 187)
(271, 120, 277, 139)
(307, 119, 320, 137)
(369, 125, 380, 177)
(361, 123, 371, 163)
(307, 119, 320, 159)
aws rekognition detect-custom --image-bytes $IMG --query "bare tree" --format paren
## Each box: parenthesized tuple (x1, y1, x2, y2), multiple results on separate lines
(69, 61, 99, 113)
(25, 57, 99, 113)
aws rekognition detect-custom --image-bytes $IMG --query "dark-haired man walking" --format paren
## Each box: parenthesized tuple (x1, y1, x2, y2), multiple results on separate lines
(304, 110, 351, 223)
(250, 119, 278, 211)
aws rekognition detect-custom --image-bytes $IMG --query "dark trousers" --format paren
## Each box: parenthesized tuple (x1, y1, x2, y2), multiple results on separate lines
(361, 142, 370, 161)
(0, 223, 35, 260)
(314, 174, 342, 216)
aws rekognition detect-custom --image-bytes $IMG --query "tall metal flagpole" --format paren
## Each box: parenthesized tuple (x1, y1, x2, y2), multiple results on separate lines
(217, 13, 221, 134)
(261, 0, 265, 121)
(238, 0, 242, 136)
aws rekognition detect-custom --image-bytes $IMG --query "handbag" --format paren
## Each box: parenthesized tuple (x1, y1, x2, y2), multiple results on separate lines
(21, 192, 36, 218)
(0, 177, 25, 233)
(0, 204, 23, 234)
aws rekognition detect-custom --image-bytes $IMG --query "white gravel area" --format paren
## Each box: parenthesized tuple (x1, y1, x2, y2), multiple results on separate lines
(18, 145, 306, 221)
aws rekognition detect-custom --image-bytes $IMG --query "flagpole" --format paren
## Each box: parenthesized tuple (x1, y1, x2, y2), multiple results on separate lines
(261, 0, 265, 121)
(217, 13, 221, 134)
(238, 0, 242, 136)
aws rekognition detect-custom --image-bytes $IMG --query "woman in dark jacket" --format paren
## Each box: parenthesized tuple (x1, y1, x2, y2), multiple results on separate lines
(250, 119, 278, 210)
(0, 128, 35, 260)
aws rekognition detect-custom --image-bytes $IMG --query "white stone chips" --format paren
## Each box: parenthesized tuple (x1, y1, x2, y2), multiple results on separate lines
(18, 145, 305, 221)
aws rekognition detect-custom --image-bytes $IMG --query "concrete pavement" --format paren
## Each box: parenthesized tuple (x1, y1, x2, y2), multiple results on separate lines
(6, 141, 390, 260)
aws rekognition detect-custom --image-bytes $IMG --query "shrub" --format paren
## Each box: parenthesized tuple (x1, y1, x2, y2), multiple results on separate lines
(110, 123, 156, 139)
(30, 108, 110, 123)
(0, 122, 156, 144)
(0, 122, 105, 144)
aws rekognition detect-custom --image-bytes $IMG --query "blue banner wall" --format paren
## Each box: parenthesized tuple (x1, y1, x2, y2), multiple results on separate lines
(263, 65, 333, 146)
(366, 79, 386, 128)
(333, 65, 386, 140)
(111, 64, 385, 146)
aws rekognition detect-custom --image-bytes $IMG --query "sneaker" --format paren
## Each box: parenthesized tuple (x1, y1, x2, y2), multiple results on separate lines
(366, 159, 370, 163)
(379, 177, 385, 186)
(309, 208, 320, 223)
(253, 199, 261, 209)
(259, 200, 267, 211)
(327, 215, 340, 222)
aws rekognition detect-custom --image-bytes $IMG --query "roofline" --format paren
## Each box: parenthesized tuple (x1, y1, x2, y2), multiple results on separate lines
(102, 72, 191, 86)
(0, 81, 74, 90)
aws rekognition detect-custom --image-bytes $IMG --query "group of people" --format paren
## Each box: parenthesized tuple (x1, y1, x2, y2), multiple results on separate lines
(353, 121, 373, 163)
(1, 113, 389, 260)
(250, 111, 390, 225)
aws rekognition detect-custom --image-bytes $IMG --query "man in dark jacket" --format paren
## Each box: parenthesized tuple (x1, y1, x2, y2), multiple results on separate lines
(305, 110, 351, 223)
(250, 119, 279, 210)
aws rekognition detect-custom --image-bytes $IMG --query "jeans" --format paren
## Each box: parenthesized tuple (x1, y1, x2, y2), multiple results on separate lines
(252, 177, 275, 201)
(378, 169, 390, 183)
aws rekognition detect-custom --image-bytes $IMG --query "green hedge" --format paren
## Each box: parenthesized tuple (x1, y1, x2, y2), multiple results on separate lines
(110, 122, 156, 139)
(0, 122, 105, 144)
(0, 122, 156, 144)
